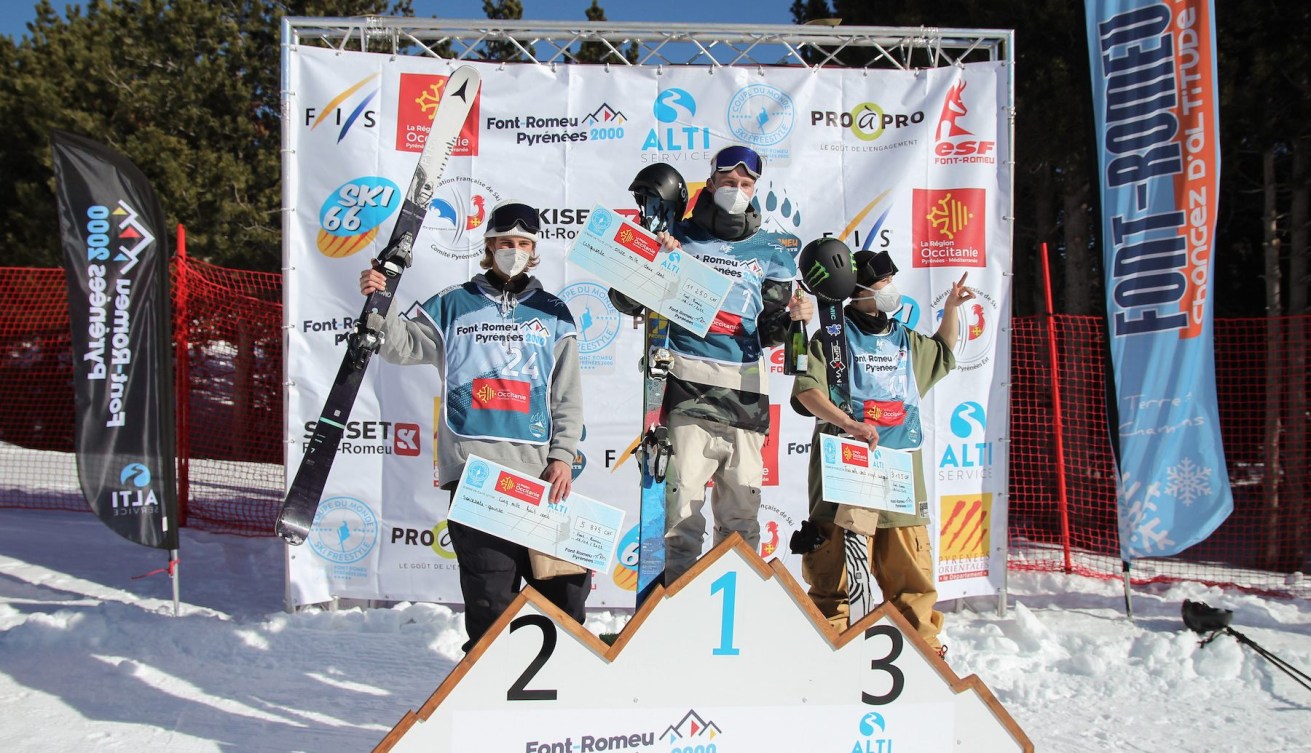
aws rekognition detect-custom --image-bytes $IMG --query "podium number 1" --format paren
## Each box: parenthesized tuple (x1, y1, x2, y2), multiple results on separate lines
(710, 571, 740, 656)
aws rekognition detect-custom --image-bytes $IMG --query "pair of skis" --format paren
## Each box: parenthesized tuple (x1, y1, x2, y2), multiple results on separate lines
(275, 67, 481, 545)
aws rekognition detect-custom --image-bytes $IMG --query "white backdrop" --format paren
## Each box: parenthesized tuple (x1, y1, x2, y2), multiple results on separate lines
(283, 47, 1012, 608)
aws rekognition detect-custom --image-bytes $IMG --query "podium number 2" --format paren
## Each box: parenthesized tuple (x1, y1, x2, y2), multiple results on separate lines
(507, 615, 558, 701)
(710, 571, 740, 656)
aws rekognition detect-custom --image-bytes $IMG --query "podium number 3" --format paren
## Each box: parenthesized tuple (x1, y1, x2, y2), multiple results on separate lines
(861, 625, 905, 705)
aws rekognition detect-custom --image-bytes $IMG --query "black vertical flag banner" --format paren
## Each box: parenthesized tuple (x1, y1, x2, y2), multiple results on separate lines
(52, 130, 177, 549)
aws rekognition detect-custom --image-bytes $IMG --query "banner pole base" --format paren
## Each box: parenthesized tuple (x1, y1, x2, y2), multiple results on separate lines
(1121, 560, 1133, 621)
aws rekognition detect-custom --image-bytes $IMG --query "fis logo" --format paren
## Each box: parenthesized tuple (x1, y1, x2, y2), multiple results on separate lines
(304, 74, 380, 142)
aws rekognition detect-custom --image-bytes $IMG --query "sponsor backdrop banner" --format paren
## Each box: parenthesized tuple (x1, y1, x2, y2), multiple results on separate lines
(53, 130, 178, 550)
(1085, 0, 1231, 559)
(285, 49, 1011, 606)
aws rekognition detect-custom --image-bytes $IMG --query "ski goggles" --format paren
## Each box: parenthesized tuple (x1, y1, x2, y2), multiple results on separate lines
(711, 145, 764, 179)
(486, 201, 541, 236)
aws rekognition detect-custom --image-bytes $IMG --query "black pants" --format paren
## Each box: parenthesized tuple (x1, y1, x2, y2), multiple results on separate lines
(446, 492, 591, 652)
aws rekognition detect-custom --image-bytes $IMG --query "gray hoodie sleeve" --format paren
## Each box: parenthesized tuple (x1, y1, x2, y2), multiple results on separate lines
(376, 309, 445, 370)
(547, 334, 584, 465)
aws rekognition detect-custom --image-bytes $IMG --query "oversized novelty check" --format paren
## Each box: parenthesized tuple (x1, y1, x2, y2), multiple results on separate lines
(449, 455, 625, 572)
(566, 204, 731, 338)
(819, 435, 916, 515)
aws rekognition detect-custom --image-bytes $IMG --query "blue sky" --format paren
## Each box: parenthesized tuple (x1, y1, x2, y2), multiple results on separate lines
(1, 0, 801, 40)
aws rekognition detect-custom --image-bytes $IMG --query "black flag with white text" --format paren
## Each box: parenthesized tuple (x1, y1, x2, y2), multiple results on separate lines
(53, 130, 177, 549)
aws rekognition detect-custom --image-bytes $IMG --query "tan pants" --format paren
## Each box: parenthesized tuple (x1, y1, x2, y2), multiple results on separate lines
(801, 520, 943, 648)
(664, 414, 765, 584)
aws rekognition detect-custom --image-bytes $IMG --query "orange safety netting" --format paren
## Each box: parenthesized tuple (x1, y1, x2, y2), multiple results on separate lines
(1, 260, 1307, 595)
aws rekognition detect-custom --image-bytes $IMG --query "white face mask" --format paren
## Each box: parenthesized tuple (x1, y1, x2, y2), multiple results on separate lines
(493, 248, 531, 277)
(873, 282, 903, 313)
(713, 186, 752, 215)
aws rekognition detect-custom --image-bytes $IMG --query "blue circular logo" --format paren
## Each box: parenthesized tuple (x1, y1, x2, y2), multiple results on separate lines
(120, 463, 152, 487)
(654, 88, 696, 123)
(727, 84, 795, 147)
(859, 711, 886, 736)
(559, 282, 621, 355)
(950, 401, 987, 438)
(308, 496, 379, 565)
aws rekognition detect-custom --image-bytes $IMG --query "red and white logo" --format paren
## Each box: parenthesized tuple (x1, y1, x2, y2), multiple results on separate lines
(932, 80, 996, 165)
(394, 422, 421, 456)
(761, 404, 780, 487)
(495, 471, 545, 505)
(912, 188, 987, 268)
(472, 378, 531, 412)
(614, 224, 660, 262)
(841, 442, 870, 467)
(395, 73, 480, 155)
(863, 399, 906, 427)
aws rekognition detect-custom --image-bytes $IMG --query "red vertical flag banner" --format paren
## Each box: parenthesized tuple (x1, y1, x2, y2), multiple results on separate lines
(52, 130, 178, 549)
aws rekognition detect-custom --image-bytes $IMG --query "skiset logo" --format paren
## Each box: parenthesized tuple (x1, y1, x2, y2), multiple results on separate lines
(301, 419, 421, 457)
(395, 72, 480, 155)
(933, 80, 997, 165)
(316, 177, 402, 258)
(911, 188, 987, 268)
(304, 73, 379, 142)
(485, 101, 629, 147)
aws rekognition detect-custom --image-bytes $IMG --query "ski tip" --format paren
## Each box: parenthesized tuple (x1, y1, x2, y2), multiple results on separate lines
(275, 518, 309, 546)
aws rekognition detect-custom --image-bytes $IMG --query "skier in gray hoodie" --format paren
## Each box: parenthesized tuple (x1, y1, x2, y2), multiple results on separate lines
(360, 200, 587, 651)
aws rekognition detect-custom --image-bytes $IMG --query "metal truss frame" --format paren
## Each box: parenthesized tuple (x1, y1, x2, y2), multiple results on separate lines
(283, 17, 1011, 71)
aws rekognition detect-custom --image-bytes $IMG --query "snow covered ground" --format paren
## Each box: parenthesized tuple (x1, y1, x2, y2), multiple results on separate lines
(0, 507, 1307, 752)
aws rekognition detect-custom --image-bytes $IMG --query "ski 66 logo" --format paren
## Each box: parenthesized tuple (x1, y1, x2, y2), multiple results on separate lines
(315, 177, 401, 259)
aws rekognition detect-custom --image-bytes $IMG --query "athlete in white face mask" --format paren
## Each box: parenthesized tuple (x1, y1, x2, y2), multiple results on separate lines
(791, 247, 975, 655)
(359, 199, 590, 652)
(608, 144, 815, 584)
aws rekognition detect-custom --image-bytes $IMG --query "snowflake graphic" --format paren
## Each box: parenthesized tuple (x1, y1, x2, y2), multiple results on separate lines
(1164, 457, 1213, 506)
(1119, 470, 1175, 556)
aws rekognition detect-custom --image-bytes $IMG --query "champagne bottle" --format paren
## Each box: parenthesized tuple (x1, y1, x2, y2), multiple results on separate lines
(783, 290, 809, 375)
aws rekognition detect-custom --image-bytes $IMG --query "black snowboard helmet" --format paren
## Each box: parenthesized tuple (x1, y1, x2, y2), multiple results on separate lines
(798, 237, 858, 302)
(629, 163, 688, 234)
(853, 249, 899, 288)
